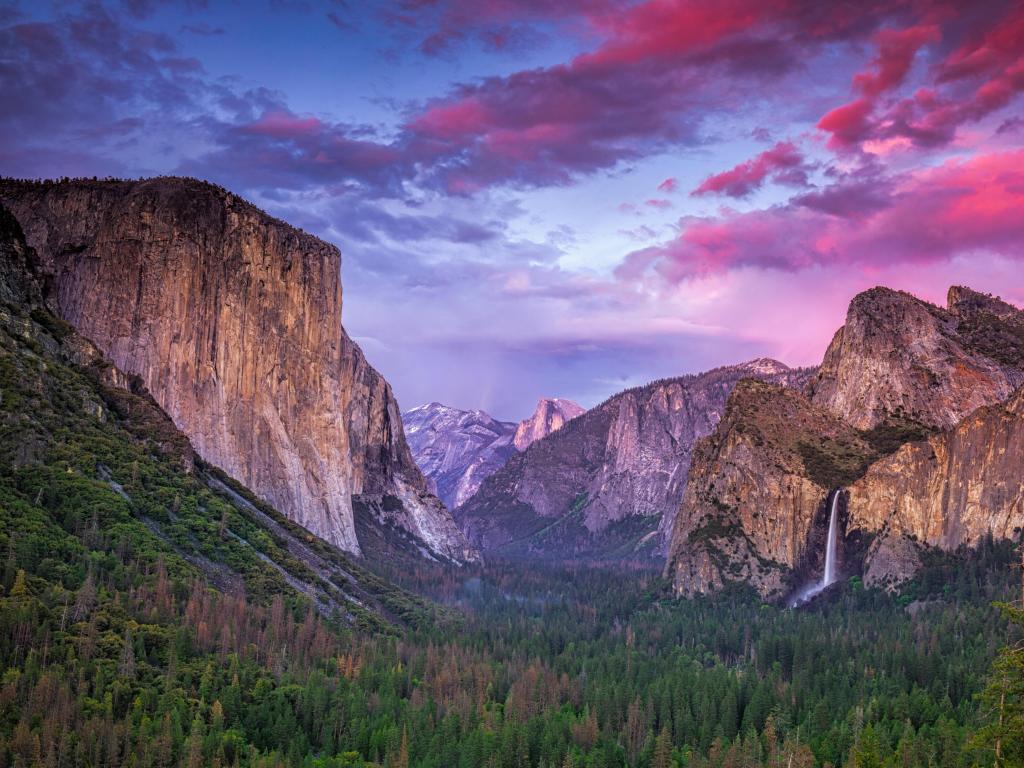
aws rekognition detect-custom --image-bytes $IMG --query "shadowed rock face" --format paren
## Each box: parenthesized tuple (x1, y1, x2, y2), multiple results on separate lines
(455, 359, 813, 560)
(0, 177, 476, 563)
(402, 402, 517, 510)
(807, 286, 1024, 429)
(513, 398, 584, 451)
(666, 285, 1024, 598)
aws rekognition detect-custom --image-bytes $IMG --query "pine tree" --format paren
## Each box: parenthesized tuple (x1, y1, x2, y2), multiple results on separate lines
(9, 568, 27, 597)
(974, 604, 1024, 767)
(119, 627, 136, 678)
(652, 725, 673, 768)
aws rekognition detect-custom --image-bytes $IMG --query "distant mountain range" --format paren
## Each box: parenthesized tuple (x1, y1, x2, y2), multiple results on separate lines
(451, 359, 813, 560)
(7, 176, 1020, 604)
(409, 283, 1023, 601)
(402, 397, 584, 510)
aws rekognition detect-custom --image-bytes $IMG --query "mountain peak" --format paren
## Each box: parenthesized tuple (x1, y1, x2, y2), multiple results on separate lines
(808, 284, 1024, 430)
(736, 357, 791, 375)
(513, 397, 585, 451)
(947, 285, 1021, 321)
(401, 402, 517, 509)
(0, 177, 477, 564)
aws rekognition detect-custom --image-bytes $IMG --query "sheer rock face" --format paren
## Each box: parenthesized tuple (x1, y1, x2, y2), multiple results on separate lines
(0, 178, 476, 562)
(807, 286, 1024, 430)
(665, 381, 872, 598)
(666, 285, 1024, 598)
(848, 386, 1024, 585)
(455, 360, 814, 559)
(513, 398, 584, 451)
(402, 403, 517, 510)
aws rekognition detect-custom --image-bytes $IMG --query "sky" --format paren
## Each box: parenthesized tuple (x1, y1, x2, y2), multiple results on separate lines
(2, 0, 1023, 420)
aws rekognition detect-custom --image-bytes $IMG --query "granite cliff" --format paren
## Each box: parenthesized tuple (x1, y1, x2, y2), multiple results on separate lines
(665, 380, 878, 598)
(666, 285, 1024, 598)
(0, 177, 476, 563)
(0, 200, 436, 625)
(513, 397, 584, 451)
(455, 360, 813, 559)
(849, 384, 1024, 588)
(807, 286, 1024, 429)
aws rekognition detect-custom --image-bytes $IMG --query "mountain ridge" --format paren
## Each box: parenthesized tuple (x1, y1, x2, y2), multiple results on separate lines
(666, 284, 1024, 598)
(455, 358, 815, 560)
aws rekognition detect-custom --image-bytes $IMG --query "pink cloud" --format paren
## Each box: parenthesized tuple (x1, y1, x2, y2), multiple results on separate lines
(402, 1, 938, 191)
(658, 177, 678, 193)
(818, 98, 875, 149)
(180, 1, 1024, 199)
(242, 110, 324, 139)
(853, 24, 939, 97)
(693, 141, 807, 197)
(620, 148, 1024, 283)
(818, 5, 1024, 153)
(645, 198, 672, 209)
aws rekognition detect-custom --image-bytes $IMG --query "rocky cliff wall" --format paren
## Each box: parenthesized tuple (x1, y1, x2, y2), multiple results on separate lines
(0, 177, 475, 562)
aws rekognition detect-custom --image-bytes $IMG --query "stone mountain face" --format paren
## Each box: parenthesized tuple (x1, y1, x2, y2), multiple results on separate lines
(513, 397, 585, 450)
(455, 360, 814, 559)
(848, 384, 1024, 588)
(665, 285, 1024, 599)
(402, 402, 517, 510)
(807, 286, 1024, 429)
(665, 380, 876, 598)
(0, 177, 476, 563)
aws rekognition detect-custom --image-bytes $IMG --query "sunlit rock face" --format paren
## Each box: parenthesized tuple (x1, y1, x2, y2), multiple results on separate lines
(848, 385, 1024, 586)
(0, 177, 476, 563)
(665, 286, 1024, 599)
(456, 360, 813, 560)
(512, 397, 585, 451)
(807, 286, 1024, 430)
(665, 380, 872, 600)
(402, 402, 517, 510)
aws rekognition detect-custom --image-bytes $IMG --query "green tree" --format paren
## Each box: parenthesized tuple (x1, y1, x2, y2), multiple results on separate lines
(974, 603, 1024, 767)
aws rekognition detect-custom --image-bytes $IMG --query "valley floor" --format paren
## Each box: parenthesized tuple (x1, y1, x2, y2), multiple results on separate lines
(2, 519, 1021, 767)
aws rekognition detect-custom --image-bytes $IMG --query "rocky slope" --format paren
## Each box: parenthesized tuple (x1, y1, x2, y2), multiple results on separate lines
(455, 360, 813, 559)
(807, 286, 1024, 429)
(402, 402, 517, 509)
(666, 285, 1024, 598)
(0, 177, 476, 563)
(513, 397, 584, 450)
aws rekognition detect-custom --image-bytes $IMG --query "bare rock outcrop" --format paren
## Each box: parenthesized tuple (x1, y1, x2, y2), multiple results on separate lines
(665, 285, 1024, 598)
(807, 286, 1024, 429)
(402, 402, 517, 509)
(513, 397, 584, 451)
(665, 380, 874, 598)
(849, 385, 1024, 585)
(0, 177, 476, 562)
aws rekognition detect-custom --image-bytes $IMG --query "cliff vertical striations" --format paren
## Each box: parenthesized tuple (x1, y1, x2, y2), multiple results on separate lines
(0, 177, 475, 562)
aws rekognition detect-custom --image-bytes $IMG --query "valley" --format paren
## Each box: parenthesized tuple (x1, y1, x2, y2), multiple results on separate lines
(0, 179, 1021, 768)
(4, 2, 1024, 766)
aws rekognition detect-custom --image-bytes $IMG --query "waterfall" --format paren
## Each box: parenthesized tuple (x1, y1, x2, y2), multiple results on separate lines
(790, 489, 842, 606)
(821, 490, 840, 589)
